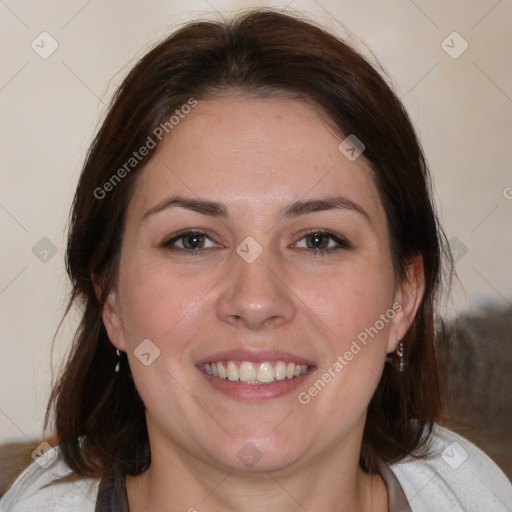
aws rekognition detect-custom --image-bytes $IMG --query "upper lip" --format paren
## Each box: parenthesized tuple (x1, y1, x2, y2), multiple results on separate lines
(197, 349, 315, 366)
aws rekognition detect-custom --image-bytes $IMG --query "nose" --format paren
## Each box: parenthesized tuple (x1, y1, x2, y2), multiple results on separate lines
(216, 248, 297, 330)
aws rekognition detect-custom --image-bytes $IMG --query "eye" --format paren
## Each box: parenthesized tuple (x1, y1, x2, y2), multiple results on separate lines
(293, 230, 351, 254)
(160, 230, 220, 253)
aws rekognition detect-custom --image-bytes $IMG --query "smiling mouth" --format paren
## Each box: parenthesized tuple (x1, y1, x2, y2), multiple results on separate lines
(200, 360, 311, 385)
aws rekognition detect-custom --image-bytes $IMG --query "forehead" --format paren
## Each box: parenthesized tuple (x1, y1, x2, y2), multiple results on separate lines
(127, 97, 385, 224)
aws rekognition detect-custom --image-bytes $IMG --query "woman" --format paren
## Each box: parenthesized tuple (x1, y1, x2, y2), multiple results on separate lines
(2, 8, 511, 512)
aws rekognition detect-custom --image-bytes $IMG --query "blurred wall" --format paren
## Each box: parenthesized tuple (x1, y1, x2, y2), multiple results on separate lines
(1, 0, 511, 446)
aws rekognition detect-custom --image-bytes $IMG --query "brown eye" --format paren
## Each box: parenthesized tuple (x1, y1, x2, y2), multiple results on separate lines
(161, 230, 219, 252)
(181, 233, 205, 249)
(306, 233, 330, 249)
(294, 230, 351, 254)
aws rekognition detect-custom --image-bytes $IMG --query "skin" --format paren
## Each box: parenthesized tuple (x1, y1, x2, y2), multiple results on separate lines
(101, 96, 424, 512)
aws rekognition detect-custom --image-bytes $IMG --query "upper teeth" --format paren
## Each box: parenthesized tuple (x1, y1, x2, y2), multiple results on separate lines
(203, 361, 309, 384)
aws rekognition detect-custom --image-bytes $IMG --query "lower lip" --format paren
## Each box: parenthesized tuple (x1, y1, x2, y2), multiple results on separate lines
(198, 367, 315, 401)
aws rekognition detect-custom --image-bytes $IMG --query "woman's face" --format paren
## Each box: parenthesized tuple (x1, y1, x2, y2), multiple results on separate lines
(103, 96, 422, 474)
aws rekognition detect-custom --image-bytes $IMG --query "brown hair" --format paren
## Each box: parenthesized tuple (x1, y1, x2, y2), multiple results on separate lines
(45, 8, 452, 480)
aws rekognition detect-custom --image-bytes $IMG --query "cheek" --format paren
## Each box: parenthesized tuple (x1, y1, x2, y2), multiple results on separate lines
(118, 260, 201, 345)
(303, 265, 395, 346)
(117, 264, 212, 423)
(298, 271, 395, 428)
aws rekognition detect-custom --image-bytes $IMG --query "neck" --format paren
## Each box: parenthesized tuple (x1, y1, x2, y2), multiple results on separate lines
(126, 418, 388, 512)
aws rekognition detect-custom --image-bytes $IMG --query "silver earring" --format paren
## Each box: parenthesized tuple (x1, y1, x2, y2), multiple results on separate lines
(386, 340, 405, 372)
(114, 349, 121, 373)
(396, 340, 405, 372)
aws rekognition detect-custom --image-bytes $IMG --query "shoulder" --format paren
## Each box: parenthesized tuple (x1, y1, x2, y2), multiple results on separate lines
(0, 443, 99, 512)
(388, 424, 512, 512)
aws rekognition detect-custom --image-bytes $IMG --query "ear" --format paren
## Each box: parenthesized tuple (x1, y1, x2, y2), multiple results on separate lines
(92, 273, 127, 352)
(386, 254, 425, 353)
(101, 288, 127, 352)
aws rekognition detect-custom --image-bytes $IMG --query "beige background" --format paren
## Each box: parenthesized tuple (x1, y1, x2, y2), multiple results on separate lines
(1, 0, 511, 443)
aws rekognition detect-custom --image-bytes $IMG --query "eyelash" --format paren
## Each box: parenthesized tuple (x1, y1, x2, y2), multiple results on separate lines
(160, 229, 351, 257)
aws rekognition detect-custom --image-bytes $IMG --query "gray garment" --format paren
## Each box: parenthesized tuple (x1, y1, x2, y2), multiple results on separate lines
(95, 460, 129, 512)
(376, 457, 413, 512)
(94, 457, 412, 512)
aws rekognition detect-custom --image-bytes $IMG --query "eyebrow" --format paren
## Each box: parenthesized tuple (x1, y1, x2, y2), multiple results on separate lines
(142, 195, 371, 224)
(143, 196, 228, 219)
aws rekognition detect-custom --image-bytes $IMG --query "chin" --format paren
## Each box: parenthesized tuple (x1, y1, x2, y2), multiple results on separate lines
(203, 431, 307, 474)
